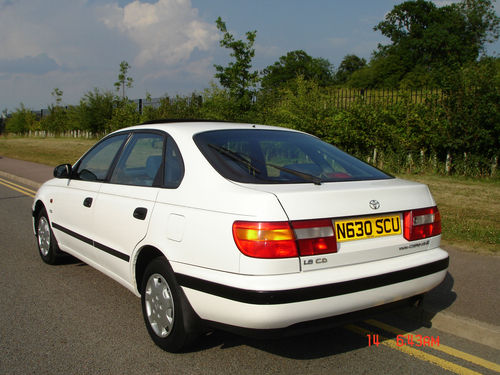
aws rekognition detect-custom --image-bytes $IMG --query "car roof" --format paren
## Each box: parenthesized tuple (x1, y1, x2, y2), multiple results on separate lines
(115, 120, 299, 137)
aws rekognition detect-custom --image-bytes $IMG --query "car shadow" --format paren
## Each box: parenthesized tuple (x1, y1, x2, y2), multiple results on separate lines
(384, 271, 457, 328)
(191, 325, 368, 359)
(420, 271, 457, 316)
(55, 253, 85, 266)
(187, 272, 457, 359)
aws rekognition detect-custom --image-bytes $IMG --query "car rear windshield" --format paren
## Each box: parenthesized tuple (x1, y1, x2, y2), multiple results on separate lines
(194, 129, 392, 184)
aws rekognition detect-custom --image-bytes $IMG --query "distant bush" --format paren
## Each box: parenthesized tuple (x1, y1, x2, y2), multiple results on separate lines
(107, 99, 141, 132)
(5, 59, 498, 177)
(5, 104, 38, 134)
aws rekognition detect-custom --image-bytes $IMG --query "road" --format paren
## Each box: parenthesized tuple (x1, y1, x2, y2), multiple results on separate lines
(0, 179, 499, 375)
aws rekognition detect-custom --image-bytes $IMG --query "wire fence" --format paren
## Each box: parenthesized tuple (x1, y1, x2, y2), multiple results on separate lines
(323, 87, 445, 109)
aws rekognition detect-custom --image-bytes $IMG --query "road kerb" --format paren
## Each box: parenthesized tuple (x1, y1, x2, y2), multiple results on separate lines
(425, 310, 500, 350)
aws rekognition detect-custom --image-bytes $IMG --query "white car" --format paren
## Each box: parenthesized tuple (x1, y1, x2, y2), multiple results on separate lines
(32, 120, 448, 352)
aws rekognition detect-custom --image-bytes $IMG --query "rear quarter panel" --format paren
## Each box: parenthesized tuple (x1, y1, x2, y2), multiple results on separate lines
(137, 144, 296, 274)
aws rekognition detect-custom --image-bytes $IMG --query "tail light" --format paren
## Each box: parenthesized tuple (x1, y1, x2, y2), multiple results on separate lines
(232, 221, 297, 258)
(403, 206, 441, 241)
(232, 219, 337, 259)
(291, 219, 337, 256)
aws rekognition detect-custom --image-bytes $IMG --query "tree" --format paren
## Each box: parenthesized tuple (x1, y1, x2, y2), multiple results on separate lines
(114, 61, 134, 99)
(5, 104, 38, 134)
(42, 88, 67, 134)
(214, 17, 259, 109)
(457, 0, 500, 55)
(334, 54, 367, 84)
(76, 88, 114, 134)
(107, 100, 141, 132)
(365, 0, 500, 87)
(51, 88, 63, 106)
(261, 50, 334, 90)
(440, 57, 500, 161)
(0, 109, 6, 135)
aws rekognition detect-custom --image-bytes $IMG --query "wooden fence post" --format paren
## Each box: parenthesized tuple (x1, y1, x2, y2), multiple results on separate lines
(446, 153, 452, 175)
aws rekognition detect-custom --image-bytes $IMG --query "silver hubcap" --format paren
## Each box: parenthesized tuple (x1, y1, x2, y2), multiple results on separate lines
(145, 273, 175, 338)
(38, 216, 51, 257)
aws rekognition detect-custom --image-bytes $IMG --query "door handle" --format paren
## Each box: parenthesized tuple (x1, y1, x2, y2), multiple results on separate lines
(133, 207, 148, 220)
(83, 197, 93, 208)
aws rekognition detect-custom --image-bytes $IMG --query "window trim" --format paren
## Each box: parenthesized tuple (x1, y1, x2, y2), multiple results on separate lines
(72, 129, 185, 189)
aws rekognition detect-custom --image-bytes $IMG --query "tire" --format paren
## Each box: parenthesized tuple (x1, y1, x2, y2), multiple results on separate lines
(36, 208, 61, 265)
(140, 257, 199, 352)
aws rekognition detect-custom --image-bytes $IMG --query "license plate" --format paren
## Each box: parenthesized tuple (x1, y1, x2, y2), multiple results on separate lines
(335, 214, 401, 242)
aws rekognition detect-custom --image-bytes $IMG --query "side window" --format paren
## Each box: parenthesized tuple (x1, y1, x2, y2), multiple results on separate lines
(110, 133, 164, 187)
(164, 136, 184, 188)
(76, 134, 127, 181)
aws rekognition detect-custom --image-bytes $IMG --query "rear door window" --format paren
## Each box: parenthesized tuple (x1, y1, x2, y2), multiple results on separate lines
(110, 133, 164, 187)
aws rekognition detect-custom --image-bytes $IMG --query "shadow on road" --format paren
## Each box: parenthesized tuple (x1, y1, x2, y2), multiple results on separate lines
(181, 273, 457, 359)
(54, 253, 86, 266)
(422, 272, 457, 314)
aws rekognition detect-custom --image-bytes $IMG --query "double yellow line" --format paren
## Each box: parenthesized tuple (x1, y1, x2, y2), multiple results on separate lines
(0, 176, 37, 198)
(1, 176, 498, 374)
(346, 319, 500, 374)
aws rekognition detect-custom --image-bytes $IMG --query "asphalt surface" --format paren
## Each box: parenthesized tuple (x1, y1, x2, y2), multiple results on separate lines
(0, 155, 499, 374)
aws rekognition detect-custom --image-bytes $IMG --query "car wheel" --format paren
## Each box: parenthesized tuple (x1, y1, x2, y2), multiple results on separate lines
(141, 257, 198, 352)
(36, 208, 61, 265)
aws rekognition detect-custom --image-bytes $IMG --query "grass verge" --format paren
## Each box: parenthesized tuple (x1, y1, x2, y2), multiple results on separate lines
(398, 174, 499, 255)
(1, 136, 498, 254)
(0, 136, 97, 166)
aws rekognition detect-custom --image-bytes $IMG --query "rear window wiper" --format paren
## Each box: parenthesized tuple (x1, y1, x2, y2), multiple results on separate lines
(208, 144, 261, 175)
(267, 163, 322, 185)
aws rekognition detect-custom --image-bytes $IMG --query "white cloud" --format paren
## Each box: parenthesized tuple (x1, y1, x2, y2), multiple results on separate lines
(99, 0, 219, 66)
(0, 1, 49, 60)
(0, 0, 132, 69)
(0, 0, 220, 110)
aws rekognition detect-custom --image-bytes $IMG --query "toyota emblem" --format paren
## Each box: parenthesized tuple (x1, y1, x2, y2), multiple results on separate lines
(369, 200, 380, 210)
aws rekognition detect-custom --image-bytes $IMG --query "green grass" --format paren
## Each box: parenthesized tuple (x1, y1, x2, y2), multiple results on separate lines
(1, 136, 498, 254)
(397, 174, 499, 254)
(0, 136, 97, 166)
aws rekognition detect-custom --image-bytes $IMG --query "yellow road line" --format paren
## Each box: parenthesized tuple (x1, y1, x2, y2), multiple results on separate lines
(365, 319, 500, 373)
(0, 177, 37, 194)
(346, 324, 482, 375)
(0, 177, 36, 198)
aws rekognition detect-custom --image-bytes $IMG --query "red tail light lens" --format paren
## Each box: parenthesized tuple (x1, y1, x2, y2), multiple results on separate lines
(232, 221, 297, 258)
(291, 219, 337, 256)
(233, 219, 337, 259)
(403, 206, 441, 241)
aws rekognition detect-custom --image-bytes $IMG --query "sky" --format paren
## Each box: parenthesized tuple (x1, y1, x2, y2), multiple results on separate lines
(0, 0, 499, 112)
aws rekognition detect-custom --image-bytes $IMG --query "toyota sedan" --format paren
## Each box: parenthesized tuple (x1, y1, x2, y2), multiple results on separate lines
(32, 120, 448, 352)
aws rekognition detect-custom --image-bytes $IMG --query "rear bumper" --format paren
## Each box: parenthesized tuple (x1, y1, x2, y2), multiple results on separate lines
(174, 248, 449, 330)
(207, 295, 424, 339)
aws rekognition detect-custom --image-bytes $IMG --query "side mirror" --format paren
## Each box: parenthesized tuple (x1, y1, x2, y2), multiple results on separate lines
(54, 164, 72, 179)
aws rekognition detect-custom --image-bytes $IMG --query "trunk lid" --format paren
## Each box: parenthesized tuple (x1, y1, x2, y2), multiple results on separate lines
(237, 178, 439, 271)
